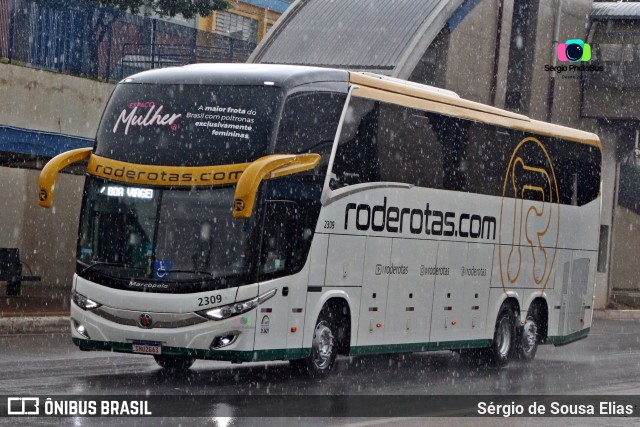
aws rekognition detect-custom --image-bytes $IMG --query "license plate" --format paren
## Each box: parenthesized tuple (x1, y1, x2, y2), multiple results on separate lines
(132, 341, 162, 355)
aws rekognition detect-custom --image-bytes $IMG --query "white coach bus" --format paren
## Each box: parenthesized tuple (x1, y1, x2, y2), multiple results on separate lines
(39, 64, 601, 376)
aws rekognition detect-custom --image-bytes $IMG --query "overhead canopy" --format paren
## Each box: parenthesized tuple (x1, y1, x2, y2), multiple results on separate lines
(0, 125, 92, 158)
(0, 125, 92, 169)
(249, 0, 468, 78)
(591, 2, 640, 20)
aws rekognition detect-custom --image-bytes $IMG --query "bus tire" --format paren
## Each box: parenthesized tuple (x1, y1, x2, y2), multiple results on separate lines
(291, 312, 338, 377)
(487, 303, 516, 367)
(515, 307, 541, 362)
(153, 355, 194, 372)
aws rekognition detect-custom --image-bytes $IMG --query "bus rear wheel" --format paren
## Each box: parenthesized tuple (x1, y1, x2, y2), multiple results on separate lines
(515, 307, 542, 362)
(154, 355, 194, 372)
(291, 313, 338, 377)
(487, 304, 516, 367)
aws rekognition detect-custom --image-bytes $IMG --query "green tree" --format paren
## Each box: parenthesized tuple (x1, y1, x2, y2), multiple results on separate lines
(35, 0, 229, 76)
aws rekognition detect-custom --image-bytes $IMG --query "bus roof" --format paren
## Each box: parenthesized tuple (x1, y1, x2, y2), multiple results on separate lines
(121, 63, 349, 90)
(349, 72, 601, 149)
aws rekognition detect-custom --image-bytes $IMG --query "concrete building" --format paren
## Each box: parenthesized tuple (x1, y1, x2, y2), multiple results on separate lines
(586, 2, 640, 307)
(198, 0, 294, 44)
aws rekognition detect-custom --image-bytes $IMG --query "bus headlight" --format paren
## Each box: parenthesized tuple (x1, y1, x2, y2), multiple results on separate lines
(72, 318, 91, 339)
(198, 288, 277, 321)
(72, 290, 102, 311)
(211, 331, 240, 349)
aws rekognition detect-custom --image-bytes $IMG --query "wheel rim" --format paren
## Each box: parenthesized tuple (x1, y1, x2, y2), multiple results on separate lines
(496, 315, 512, 357)
(521, 319, 538, 354)
(311, 320, 334, 370)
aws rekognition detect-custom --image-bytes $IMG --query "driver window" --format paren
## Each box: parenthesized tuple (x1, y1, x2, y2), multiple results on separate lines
(259, 201, 300, 278)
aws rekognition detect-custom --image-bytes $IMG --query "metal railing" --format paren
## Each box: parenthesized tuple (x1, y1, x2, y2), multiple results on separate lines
(0, 0, 256, 81)
(117, 39, 255, 80)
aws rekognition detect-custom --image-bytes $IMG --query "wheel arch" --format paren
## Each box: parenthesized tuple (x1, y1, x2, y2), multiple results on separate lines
(304, 289, 354, 355)
(524, 295, 550, 343)
(490, 291, 521, 324)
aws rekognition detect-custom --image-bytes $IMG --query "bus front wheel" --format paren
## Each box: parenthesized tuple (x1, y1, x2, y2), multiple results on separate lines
(291, 313, 338, 377)
(154, 355, 194, 372)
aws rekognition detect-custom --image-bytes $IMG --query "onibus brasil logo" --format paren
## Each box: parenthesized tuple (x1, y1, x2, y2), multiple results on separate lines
(499, 137, 560, 291)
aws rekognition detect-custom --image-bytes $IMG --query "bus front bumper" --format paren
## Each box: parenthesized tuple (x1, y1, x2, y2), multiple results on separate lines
(70, 302, 261, 361)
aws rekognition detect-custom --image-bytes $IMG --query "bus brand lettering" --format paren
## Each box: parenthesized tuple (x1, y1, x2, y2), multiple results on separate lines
(93, 163, 244, 185)
(420, 265, 450, 276)
(375, 264, 408, 275)
(128, 280, 169, 290)
(344, 197, 496, 240)
(113, 105, 182, 135)
(461, 266, 487, 277)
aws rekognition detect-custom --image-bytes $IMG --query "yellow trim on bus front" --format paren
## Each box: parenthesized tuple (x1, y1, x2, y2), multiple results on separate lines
(38, 147, 92, 208)
(87, 155, 251, 187)
(233, 153, 320, 218)
(39, 150, 320, 214)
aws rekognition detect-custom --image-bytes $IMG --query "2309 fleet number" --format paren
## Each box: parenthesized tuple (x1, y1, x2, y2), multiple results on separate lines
(198, 294, 222, 307)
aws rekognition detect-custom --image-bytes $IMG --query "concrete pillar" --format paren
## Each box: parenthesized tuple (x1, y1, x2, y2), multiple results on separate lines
(595, 126, 619, 308)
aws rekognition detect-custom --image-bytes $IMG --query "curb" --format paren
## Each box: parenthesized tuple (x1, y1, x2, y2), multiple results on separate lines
(0, 316, 69, 335)
(593, 309, 640, 321)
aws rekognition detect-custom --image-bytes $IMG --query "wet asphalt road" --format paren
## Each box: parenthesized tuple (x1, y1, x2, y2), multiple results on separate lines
(1, 318, 640, 426)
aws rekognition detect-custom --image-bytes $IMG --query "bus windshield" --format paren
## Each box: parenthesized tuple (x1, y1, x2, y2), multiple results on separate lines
(77, 177, 256, 291)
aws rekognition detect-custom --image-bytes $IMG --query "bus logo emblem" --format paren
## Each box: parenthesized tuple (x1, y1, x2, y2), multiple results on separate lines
(39, 189, 47, 202)
(260, 316, 270, 334)
(138, 313, 153, 329)
(234, 199, 245, 211)
(499, 137, 560, 291)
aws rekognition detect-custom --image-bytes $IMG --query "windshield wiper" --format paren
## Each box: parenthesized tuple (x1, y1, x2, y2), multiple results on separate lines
(81, 261, 145, 274)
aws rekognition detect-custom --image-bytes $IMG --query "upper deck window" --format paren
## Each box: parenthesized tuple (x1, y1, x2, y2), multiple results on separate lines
(330, 95, 600, 205)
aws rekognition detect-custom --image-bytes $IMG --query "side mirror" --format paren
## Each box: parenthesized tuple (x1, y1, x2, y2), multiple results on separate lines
(38, 147, 92, 208)
(233, 153, 320, 218)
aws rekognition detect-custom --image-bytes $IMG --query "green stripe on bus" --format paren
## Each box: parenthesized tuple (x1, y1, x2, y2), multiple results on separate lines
(75, 333, 589, 362)
(546, 328, 590, 346)
(349, 339, 492, 356)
